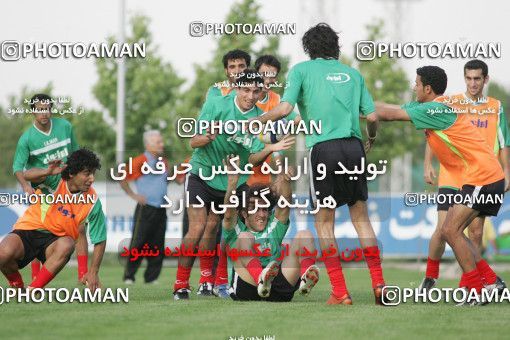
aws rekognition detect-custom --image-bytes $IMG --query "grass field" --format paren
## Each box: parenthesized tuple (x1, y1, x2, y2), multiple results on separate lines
(2, 262, 510, 340)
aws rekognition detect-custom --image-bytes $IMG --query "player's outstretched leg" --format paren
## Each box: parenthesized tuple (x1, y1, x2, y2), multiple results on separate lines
(229, 232, 279, 299)
(441, 205, 485, 305)
(420, 210, 448, 291)
(0, 233, 26, 288)
(213, 240, 230, 298)
(467, 217, 501, 290)
(174, 206, 208, 300)
(197, 212, 221, 296)
(349, 201, 386, 305)
(315, 208, 351, 305)
(31, 260, 41, 281)
(280, 230, 319, 296)
(29, 236, 75, 289)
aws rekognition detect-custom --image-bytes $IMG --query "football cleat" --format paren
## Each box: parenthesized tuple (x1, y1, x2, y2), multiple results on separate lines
(173, 288, 191, 300)
(326, 293, 353, 305)
(212, 283, 230, 299)
(298, 265, 319, 296)
(257, 261, 280, 298)
(197, 282, 214, 296)
(418, 277, 437, 292)
(495, 276, 507, 294)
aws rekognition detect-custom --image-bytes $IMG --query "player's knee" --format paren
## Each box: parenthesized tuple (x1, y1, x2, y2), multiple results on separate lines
(469, 228, 483, 240)
(203, 222, 219, 237)
(0, 247, 13, 266)
(185, 227, 205, 240)
(56, 237, 76, 257)
(440, 223, 456, 240)
(237, 232, 255, 247)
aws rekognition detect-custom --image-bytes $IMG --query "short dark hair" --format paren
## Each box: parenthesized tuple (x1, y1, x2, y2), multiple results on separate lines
(302, 23, 340, 60)
(233, 68, 263, 88)
(416, 66, 448, 95)
(222, 49, 251, 68)
(30, 93, 53, 110)
(62, 148, 101, 180)
(464, 59, 488, 78)
(238, 183, 276, 222)
(254, 55, 281, 74)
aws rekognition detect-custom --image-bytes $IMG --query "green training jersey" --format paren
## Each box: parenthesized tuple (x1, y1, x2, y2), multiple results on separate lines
(282, 59, 375, 148)
(13, 118, 79, 191)
(190, 95, 266, 191)
(223, 213, 290, 284)
(206, 84, 236, 101)
(401, 101, 456, 130)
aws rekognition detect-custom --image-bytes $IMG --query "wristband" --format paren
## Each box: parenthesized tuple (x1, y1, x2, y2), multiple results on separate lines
(78, 254, 88, 280)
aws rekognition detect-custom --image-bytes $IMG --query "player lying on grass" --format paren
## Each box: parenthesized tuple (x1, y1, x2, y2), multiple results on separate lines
(222, 155, 319, 301)
(371, 66, 504, 304)
(0, 148, 106, 291)
(419, 60, 508, 292)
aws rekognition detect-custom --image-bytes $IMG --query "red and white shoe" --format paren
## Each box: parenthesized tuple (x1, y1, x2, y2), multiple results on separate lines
(298, 265, 319, 296)
(257, 261, 280, 298)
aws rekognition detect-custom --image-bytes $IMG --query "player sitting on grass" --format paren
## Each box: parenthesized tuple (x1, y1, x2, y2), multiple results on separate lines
(0, 148, 106, 291)
(222, 155, 319, 301)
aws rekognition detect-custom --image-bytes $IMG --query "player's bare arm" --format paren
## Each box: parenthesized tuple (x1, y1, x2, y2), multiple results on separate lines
(190, 128, 216, 148)
(81, 240, 106, 292)
(424, 143, 437, 185)
(222, 154, 240, 230)
(272, 164, 293, 223)
(248, 136, 295, 167)
(255, 101, 294, 124)
(14, 171, 35, 194)
(499, 146, 510, 191)
(364, 111, 378, 152)
(23, 159, 67, 183)
(373, 102, 412, 121)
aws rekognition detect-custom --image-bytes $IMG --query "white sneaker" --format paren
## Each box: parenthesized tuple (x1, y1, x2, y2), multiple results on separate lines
(455, 288, 486, 307)
(257, 261, 280, 298)
(298, 265, 319, 296)
(124, 279, 134, 285)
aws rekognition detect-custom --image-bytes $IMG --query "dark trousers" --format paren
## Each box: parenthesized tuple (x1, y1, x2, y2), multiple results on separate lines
(124, 204, 167, 283)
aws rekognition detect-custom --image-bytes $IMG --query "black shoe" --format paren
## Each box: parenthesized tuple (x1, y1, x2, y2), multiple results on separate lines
(418, 277, 437, 291)
(197, 282, 214, 296)
(495, 276, 507, 294)
(173, 288, 191, 300)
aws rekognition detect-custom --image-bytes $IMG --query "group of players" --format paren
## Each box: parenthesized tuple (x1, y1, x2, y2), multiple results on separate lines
(1, 23, 507, 306)
(0, 93, 107, 291)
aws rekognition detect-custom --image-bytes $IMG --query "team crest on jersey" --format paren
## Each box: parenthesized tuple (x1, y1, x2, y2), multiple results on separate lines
(227, 133, 253, 147)
(326, 73, 351, 83)
(43, 148, 69, 164)
(57, 205, 76, 219)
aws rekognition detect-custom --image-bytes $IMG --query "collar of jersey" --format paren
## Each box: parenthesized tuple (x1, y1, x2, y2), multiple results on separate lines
(462, 92, 487, 105)
(258, 93, 269, 104)
(234, 95, 255, 115)
(33, 118, 53, 136)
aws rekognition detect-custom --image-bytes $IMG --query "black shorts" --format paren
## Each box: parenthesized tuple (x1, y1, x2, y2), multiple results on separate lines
(229, 268, 299, 302)
(10, 230, 60, 269)
(437, 187, 459, 211)
(458, 179, 505, 217)
(185, 173, 248, 207)
(309, 137, 368, 208)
